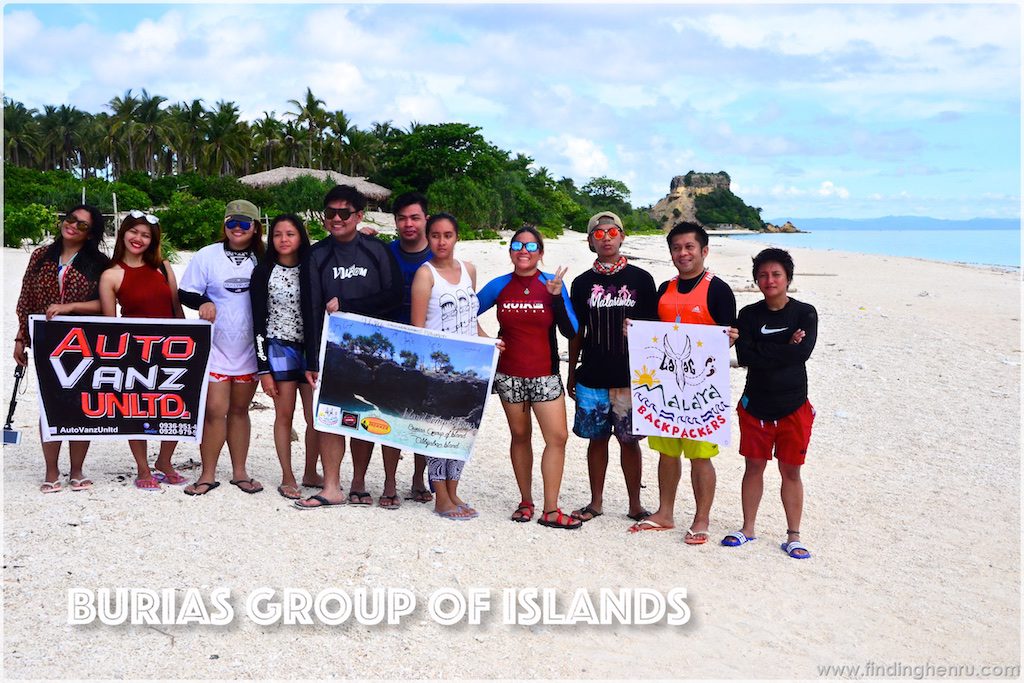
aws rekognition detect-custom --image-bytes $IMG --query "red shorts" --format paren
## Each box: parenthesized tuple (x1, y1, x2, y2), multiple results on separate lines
(737, 400, 815, 466)
(209, 371, 258, 384)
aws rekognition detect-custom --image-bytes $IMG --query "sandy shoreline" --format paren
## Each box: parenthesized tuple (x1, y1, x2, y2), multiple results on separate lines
(2, 233, 1020, 679)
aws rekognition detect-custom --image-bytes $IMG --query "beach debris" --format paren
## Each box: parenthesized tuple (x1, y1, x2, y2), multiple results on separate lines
(835, 410, 850, 419)
(209, 654, 219, 660)
(918, 291, 929, 297)
(431, 547, 445, 554)
(852, 363, 865, 370)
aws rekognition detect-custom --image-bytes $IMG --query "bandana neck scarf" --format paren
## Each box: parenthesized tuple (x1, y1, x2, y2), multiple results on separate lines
(593, 255, 627, 276)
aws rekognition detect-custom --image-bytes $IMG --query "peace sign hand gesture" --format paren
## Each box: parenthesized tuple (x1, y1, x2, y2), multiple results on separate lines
(545, 266, 569, 296)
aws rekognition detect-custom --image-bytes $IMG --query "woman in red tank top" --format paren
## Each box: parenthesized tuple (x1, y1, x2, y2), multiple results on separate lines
(99, 211, 186, 491)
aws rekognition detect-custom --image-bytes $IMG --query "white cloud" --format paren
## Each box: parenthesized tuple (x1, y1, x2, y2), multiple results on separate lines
(543, 135, 609, 179)
(817, 181, 850, 199)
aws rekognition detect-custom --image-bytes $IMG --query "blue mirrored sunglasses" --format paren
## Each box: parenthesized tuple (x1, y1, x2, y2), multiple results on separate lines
(509, 240, 540, 253)
(225, 218, 254, 231)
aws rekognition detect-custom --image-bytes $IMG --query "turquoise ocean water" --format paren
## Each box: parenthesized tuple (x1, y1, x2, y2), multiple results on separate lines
(727, 229, 1020, 268)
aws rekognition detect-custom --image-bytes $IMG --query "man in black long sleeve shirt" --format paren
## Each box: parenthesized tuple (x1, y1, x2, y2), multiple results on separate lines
(296, 185, 402, 509)
(723, 248, 817, 558)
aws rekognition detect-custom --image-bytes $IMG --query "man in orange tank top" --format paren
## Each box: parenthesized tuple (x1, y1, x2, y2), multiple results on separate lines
(629, 222, 738, 544)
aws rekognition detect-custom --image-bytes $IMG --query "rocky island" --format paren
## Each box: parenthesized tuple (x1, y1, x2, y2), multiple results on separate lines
(649, 171, 801, 233)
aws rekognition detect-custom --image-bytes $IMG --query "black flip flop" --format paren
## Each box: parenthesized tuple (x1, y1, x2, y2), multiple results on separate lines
(184, 481, 221, 496)
(627, 509, 652, 522)
(230, 478, 264, 494)
(293, 494, 344, 510)
(572, 504, 604, 522)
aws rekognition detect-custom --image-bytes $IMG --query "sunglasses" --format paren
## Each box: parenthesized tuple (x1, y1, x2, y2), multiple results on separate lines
(62, 215, 92, 233)
(129, 209, 158, 225)
(225, 218, 254, 231)
(591, 227, 621, 240)
(324, 207, 357, 221)
(509, 241, 540, 253)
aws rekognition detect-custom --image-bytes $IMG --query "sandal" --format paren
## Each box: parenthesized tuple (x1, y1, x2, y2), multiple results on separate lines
(406, 487, 433, 503)
(69, 477, 93, 491)
(39, 480, 63, 494)
(135, 476, 162, 491)
(348, 491, 372, 506)
(277, 484, 302, 500)
(511, 501, 535, 523)
(184, 481, 221, 496)
(378, 494, 401, 509)
(537, 508, 583, 530)
(153, 469, 188, 486)
(571, 504, 603, 522)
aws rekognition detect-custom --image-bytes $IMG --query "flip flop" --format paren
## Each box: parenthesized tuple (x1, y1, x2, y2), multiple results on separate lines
(135, 476, 162, 491)
(69, 478, 93, 491)
(721, 531, 756, 547)
(378, 494, 401, 509)
(781, 540, 811, 559)
(627, 509, 652, 522)
(39, 480, 63, 494)
(628, 519, 674, 533)
(684, 528, 710, 545)
(184, 481, 221, 496)
(153, 470, 189, 486)
(435, 508, 474, 521)
(301, 481, 324, 489)
(230, 478, 264, 494)
(348, 491, 372, 506)
(406, 488, 433, 503)
(571, 504, 603, 522)
(277, 485, 302, 500)
(294, 494, 345, 510)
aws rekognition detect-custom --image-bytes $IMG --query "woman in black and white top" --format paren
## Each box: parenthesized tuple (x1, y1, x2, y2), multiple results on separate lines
(250, 214, 323, 500)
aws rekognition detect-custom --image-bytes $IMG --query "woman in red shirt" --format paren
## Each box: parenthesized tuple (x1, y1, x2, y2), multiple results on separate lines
(99, 211, 185, 491)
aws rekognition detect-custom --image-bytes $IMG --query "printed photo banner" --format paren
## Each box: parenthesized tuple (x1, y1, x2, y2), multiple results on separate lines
(29, 316, 213, 442)
(312, 312, 500, 461)
(627, 320, 732, 446)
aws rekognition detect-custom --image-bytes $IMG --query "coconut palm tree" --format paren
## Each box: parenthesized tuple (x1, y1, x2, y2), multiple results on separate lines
(281, 119, 308, 168)
(287, 87, 326, 168)
(252, 111, 284, 172)
(108, 89, 141, 174)
(203, 100, 246, 175)
(343, 128, 381, 177)
(135, 89, 169, 175)
(3, 98, 40, 167)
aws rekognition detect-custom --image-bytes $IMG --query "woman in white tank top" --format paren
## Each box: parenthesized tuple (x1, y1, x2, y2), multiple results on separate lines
(410, 213, 494, 520)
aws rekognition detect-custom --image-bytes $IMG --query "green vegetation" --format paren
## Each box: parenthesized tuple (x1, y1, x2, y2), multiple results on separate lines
(4, 88, 659, 246)
(693, 188, 765, 231)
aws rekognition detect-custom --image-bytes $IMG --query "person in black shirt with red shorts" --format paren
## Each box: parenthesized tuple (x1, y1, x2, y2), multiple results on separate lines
(723, 248, 817, 559)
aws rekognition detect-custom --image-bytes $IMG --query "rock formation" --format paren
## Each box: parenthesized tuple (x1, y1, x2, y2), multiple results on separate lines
(650, 172, 731, 230)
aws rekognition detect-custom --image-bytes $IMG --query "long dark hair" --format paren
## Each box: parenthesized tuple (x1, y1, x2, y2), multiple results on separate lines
(263, 213, 311, 267)
(37, 203, 110, 278)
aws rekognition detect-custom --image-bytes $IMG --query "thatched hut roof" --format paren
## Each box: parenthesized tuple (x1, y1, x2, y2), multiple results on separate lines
(238, 167, 391, 202)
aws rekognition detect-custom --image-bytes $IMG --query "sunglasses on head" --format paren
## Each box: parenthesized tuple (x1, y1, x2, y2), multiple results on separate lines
(62, 215, 91, 233)
(225, 218, 254, 231)
(128, 209, 158, 225)
(509, 240, 540, 253)
(592, 227, 621, 240)
(324, 207, 357, 221)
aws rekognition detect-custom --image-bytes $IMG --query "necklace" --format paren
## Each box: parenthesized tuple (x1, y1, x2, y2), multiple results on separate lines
(514, 273, 534, 295)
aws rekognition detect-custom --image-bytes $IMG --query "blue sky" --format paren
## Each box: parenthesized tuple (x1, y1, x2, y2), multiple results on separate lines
(3, 2, 1020, 220)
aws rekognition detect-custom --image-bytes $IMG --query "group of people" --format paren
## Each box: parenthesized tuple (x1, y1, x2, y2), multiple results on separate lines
(13, 185, 817, 557)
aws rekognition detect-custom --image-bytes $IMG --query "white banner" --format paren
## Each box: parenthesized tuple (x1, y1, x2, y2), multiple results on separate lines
(627, 320, 731, 445)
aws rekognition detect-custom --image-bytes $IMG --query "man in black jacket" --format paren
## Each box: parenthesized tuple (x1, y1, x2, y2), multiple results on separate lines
(296, 185, 402, 508)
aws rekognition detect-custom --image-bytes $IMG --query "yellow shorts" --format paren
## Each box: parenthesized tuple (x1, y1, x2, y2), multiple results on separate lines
(648, 436, 719, 460)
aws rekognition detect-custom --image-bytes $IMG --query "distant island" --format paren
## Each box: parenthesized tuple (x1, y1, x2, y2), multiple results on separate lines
(649, 171, 800, 233)
(763, 216, 1020, 231)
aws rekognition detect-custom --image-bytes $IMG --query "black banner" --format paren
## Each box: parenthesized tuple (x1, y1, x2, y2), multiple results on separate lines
(29, 316, 212, 442)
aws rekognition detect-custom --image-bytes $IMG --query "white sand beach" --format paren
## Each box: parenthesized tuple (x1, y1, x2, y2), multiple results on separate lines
(2, 233, 1020, 680)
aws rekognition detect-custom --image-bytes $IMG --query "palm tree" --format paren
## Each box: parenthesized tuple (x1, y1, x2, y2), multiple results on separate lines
(343, 128, 381, 177)
(281, 119, 307, 167)
(203, 100, 245, 175)
(166, 98, 206, 174)
(287, 87, 326, 168)
(108, 89, 141, 174)
(37, 105, 61, 170)
(3, 98, 40, 167)
(252, 111, 284, 171)
(135, 89, 169, 175)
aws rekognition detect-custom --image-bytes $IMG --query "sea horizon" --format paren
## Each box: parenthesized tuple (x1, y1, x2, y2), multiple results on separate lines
(727, 228, 1020, 269)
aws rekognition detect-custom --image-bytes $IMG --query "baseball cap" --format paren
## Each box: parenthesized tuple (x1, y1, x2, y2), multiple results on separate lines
(587, 211, 624, 234)
(224, 199, 260, 221)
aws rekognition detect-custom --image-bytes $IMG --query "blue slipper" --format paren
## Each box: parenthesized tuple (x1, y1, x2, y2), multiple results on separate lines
(781, 540, 811, 559)
(435, 508, 474, 521)
(721, 531, 756, 547)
